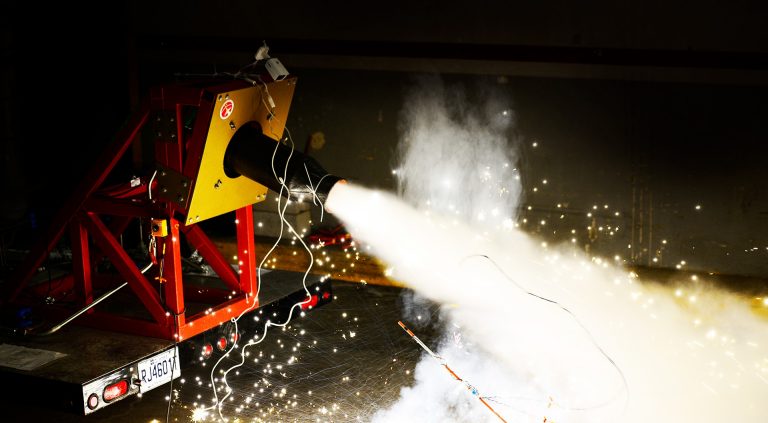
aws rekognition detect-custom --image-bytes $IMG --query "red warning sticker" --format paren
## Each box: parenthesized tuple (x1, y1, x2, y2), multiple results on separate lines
(219, 99, 235, 120)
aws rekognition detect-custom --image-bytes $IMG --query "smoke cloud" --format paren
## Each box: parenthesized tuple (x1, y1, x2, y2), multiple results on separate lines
(325, 79, 768, 422)
(394, 77, 521, 228)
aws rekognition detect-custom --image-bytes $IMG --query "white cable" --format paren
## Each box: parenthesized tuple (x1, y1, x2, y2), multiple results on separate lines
(302, 161, 331, 223)
(205, 81, 318, 421)
(148, 169, 158, 200)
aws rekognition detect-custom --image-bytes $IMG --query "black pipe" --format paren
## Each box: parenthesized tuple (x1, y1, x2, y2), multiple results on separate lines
(224, 123, 343, 205)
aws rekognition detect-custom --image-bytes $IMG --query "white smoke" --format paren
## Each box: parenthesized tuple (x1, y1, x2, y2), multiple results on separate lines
(394, 77, 521, 228)
(325, 80, 768, 423)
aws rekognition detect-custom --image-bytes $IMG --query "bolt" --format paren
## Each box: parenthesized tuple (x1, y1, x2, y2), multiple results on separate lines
(177, 195, 184, 202)
(214, 179, 222, 189)
(182, 181, 188, 187)
(229, 121, 236, 130)
(161, 187, 168, 193)
(218, 95, 223, 101)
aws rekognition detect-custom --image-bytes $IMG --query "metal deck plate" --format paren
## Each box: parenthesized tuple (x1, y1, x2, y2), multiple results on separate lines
(0, 269, 316, 386)
(0, 343, 67, 371)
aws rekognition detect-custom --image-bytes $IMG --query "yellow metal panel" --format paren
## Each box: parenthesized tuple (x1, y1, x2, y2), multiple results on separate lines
(186, 78, 297, 225)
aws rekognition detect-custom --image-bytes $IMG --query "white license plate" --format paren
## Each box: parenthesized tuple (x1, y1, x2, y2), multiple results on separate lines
(137, 347, 180, 393)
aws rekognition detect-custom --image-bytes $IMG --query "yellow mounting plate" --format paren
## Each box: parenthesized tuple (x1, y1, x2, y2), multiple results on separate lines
(186, 78, 297, 225)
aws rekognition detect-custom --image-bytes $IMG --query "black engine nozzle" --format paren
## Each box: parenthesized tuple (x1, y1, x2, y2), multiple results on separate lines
(224, 123, 343, 205)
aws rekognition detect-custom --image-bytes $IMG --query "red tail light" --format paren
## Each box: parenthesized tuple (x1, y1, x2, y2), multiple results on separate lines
(217, 337, 228, 351)
(300, 294, 319, 310)
(202, 343, 213, 358)
(103, 379, 129, 402)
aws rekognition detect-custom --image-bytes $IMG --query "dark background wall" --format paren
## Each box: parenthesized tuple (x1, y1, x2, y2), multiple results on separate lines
(2, 2, 767, 277)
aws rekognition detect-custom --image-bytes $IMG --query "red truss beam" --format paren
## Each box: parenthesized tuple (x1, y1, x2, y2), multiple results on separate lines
(83, 212, 169, 325)
(70, 218, 93, 308)
(183, 225, 241, 292)
(4, 100, 150, 303)
(3, 80, 267, 341)
(236, 206, 258, 298)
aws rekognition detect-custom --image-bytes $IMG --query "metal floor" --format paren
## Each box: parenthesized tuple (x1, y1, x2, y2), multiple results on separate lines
(0, 278, 435, 422)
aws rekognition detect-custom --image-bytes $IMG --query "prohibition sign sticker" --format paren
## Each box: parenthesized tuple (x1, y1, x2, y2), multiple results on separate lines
(220, 99, 235, 119)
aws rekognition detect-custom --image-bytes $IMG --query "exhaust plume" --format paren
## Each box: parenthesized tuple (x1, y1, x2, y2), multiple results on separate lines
(325, 79, 768, 422)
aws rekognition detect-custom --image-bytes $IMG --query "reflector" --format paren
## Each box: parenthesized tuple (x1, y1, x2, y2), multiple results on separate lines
(217, 337, 227, 351)
(87, 393, 99, 410)
(202, 343, 213, 358)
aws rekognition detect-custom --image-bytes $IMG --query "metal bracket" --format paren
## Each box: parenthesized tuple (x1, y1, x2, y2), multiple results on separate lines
(153, 164, 192, 209)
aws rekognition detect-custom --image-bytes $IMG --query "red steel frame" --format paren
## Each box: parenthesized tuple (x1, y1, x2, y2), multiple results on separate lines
(3, 81, 261, 340)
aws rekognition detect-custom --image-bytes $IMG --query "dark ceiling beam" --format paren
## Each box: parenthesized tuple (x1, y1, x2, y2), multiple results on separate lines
(139, 35, 768, 71)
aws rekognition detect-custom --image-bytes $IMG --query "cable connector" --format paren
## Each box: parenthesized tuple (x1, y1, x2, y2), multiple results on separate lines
(264, 58, 289, 81)
(255, 41, 270, 61)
